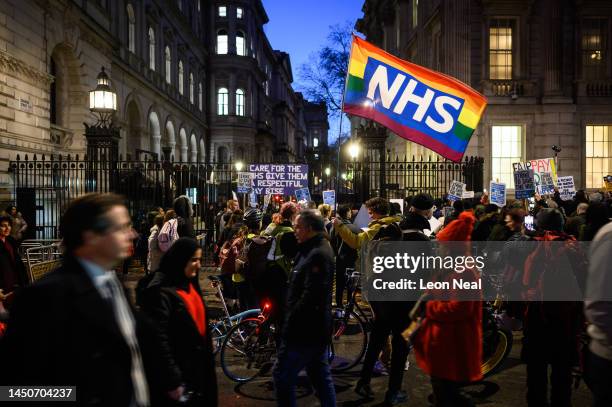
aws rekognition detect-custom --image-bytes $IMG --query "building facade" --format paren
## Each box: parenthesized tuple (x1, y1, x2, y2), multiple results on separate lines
(0, 0, 327, 202)
(356, 0, 612, 191)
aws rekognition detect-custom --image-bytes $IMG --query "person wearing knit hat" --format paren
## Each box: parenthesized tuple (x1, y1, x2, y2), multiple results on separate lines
(413, 211, 482, 406)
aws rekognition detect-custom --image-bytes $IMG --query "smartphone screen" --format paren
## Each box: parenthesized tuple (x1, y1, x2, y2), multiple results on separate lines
(524, 215, 535, 231)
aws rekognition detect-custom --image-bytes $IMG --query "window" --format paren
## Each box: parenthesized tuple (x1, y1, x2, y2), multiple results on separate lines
(491, 125, 523, 188)
(148, 27, 156, 71)
(178, 60, 184, 95)
(217, 87, 228, 115)
(313, 137, 319, 147)
(50, 57, 58, 125)
(237, 7, 243, 19)
(217, 30, 228, 54)
(582, 19, 608, 80)
(489, 19, 514, 80)
(412, 0, 418, 28)
(164, 46, 172, 84)
(586, 125, 612, 188)
(127, 4, 136, 53)
(236, 32, 246, 56)
(236, 88, 245, 116)
(198, 82, 203, 111)
(218, 6, 226, 17)
(189, 73, 194, 103)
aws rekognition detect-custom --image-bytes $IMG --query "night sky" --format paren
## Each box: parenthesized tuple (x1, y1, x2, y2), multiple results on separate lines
(263, 0, 364, 143)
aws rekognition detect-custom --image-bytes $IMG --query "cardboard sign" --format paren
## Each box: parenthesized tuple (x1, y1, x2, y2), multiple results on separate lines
(462, 191, 475, 199)
(514, 169, 535, 199)
(237, 172, 253, 193)
(294, 187, 311, 204)
(557, 176, 576, 201)
(512, 158, 557, 193)
(248, 164, 308, 195)
(489, 182, 507, 207)
(537, 171, 555, 195)
(323, 190, 336, 207)
(353, 204, 371, 229)
(448, 180, 466, 202)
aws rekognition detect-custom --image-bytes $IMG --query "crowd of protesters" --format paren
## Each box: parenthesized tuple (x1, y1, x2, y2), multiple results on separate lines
(0, 186, 611, 406)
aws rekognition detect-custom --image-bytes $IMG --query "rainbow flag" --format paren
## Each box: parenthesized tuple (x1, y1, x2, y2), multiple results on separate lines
(343, 36, 487, 162)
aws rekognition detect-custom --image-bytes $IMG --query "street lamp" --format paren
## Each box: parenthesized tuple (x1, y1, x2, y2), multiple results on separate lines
(89, 67, 117, 127)
(235, 161, 244, 172)
(324, 167, 331, 176)
(348, 141, 360, 160)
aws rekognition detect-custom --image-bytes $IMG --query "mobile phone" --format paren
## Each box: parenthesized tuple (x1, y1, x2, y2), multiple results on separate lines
(524, 215, 535, 231)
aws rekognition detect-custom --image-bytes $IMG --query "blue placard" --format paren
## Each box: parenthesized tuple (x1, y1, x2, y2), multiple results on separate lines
(322, 190, 336, 207)
(295, 187, 311, 203)
(514, 169, 535, 199)
(249, 164, 309, 195)
(489, 182, 506, 207)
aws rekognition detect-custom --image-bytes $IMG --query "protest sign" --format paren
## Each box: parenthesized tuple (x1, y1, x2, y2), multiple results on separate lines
(294, 187, 311, 204)
(323, 190, 336, 207)
(514, 169, 535, 199)
(232, 191, 238, 201)
(605, 175, 612, 192)
(249, 192, 258, 208)
(390, 198, 404, 214)
(248, 164, 308, 195)
(489, 182, 507, 207)
(537, 171, 555, 195)
(448, 180, 466, 202)
(442, 206, 453, 220)
(353, 204, 370, 229)
(263, 194, 271, 212)
(557, 176, 576, 201)
(462, 191, 475, 199)
(512, 158, 557, 193)
(237, 172, 253, 193)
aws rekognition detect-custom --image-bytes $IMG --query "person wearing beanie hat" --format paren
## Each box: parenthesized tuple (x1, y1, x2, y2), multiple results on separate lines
(398, 193, 435, 241)
(413, 211, 483, 406)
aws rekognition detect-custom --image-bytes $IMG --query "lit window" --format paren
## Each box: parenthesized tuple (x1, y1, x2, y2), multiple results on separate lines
(586, 125, 612, 188)
(198, 82, 203, 111)
(582, 19, 607, 80)
(127, 4, 136, 53)
(313, 138, 319, 147)
(491, 125, 523, 188)
(164, 46, 172, 84)
(236, 32, 246, 56)
(178, 60, 184, 95)
(217, 30, 228, 54)
(236, 88, 245, 116)
(218, 6, 226, 17)
(489, 20, 514, 80)
(217, 87, 228, 115)
(189, 73, 194, 103)
(148, 27, 155, 71)
(237, 7, 243, 19)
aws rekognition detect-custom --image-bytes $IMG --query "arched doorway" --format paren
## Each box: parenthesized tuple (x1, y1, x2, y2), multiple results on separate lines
(164, 120, 176, 161)
(190, 133, 198, 162)
(199, 137, 206, 162)
(178, 128, 188, 162)
(149, 111, 161, 158)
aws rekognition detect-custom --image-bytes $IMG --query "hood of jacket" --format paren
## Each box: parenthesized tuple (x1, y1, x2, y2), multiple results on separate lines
(173, 195, 193, 218)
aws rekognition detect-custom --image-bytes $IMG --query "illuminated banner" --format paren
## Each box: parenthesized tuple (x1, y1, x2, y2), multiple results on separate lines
(343, 36, 487, 162)
(248, 164, 308, 195)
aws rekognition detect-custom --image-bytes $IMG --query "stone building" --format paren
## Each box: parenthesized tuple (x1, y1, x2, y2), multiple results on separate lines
(356, 0, 612, 190)
(0, 0, 327, 202)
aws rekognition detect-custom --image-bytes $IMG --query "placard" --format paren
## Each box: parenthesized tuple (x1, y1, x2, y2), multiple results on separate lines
(322, 190, 336, 207)
(462, 191, 475, 199)
(537, 171, 555, 195)
(557, 176, 576, 201)
(237, 172, 253, 193)
(512, 158, 557, 193)
(489, 182, 507, 207)
(294, 187, 311, 204)
(249, 191, 258, 208)
(514, 169, 535, 199)
(249, 164, 308, 195)
(263, 194, 271, 212)
(448, 180, 466, 202)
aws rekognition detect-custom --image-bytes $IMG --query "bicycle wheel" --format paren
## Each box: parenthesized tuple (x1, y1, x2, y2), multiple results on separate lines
(220, 318, 276, 382)
(481, 327, 513, 377)
(210, 321, 228, 355)
(329, 308, 368, 372)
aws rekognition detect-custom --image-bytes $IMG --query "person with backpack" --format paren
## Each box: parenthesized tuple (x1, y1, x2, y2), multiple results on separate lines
(353, 194, 432, 405)
(330, 205, 358, 306)
(158, 210, 179, 253)
(522, 208, 585, 407)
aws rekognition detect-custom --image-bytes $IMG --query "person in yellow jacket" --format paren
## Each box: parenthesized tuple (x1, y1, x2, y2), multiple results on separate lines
(331, 197, 400, 251)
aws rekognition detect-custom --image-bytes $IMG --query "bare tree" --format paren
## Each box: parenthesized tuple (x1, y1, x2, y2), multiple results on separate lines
(298, 22, 353, 118)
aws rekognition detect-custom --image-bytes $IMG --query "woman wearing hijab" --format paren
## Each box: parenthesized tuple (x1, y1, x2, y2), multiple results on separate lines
(141, 237, 217, 406)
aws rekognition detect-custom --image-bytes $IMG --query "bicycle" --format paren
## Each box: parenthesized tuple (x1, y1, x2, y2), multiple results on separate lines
(207, 275, 261, 354)
(219, 300, 276, 382)
(328, 268, 370, 372)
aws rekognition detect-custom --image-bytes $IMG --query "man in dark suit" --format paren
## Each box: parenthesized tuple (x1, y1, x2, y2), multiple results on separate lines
(0, 193, 150, 406)
(0, 214, 29, 309)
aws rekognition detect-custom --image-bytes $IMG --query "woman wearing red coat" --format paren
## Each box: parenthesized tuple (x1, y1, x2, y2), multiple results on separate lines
(413, 211, 482, 407)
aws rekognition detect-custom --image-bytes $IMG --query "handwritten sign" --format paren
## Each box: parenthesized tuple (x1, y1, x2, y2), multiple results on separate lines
(249, 164, 309, 195)
(323, 190, 336, 207)
(448, 180, 466, 202)
(490, 182, 507, 207)
(537, 171, 555, 195)
(462, 191, 475, 199)
(514, 169, 535, 199)
(557, 176, 575, 201)
(294, 187, 311, 204)
(237, 172, 253, 193)
(512, 158, 557, 193)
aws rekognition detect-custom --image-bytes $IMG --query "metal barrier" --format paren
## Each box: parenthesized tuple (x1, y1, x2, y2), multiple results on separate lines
(24, 242, 62, 283)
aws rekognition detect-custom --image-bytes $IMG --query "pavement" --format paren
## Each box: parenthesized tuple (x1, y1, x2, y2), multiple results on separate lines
(122, 266, 594, 407)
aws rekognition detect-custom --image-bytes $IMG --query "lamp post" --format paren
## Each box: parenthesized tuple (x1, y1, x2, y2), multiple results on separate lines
(85, 67, 119, 192)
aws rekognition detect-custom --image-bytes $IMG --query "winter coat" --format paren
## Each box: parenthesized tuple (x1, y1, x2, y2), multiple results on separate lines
(0, 236, 29, 295)
(413, 267, 483, 383)
(147, 225, 163, 273)
(335, 215, 401, 250)
(281, 234, 334, 346)
(173, 195, 195, 238)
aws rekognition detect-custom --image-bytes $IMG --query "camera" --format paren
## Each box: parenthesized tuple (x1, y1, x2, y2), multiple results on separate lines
(552, 145, 562, 153)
